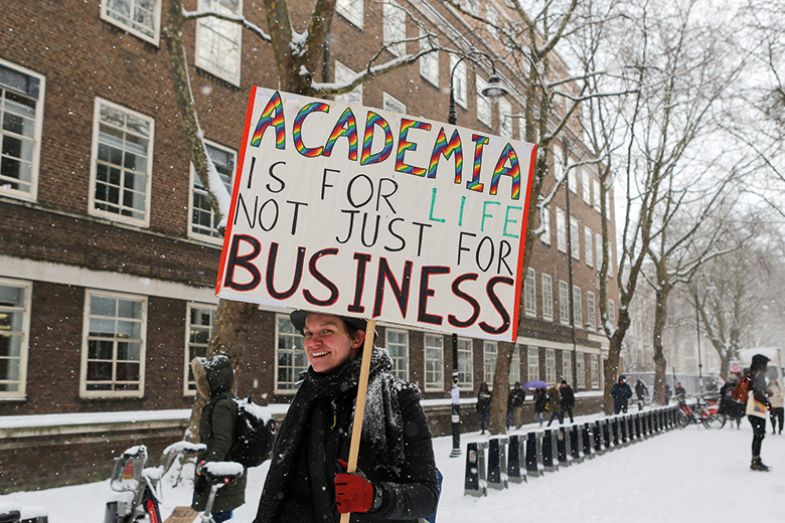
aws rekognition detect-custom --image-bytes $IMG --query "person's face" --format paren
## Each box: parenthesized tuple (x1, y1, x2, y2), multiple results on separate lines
(303, 313, 364, 373)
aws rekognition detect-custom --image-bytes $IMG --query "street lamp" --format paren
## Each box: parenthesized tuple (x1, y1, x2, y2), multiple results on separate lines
(694, 287, 703, 392)
(447, 50, 508, 458)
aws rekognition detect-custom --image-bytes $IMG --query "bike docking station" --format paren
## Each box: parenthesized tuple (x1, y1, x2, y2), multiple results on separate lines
(462, 406, 683, 498)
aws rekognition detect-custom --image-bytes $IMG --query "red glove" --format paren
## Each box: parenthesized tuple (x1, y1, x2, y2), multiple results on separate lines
(334, 472, 375, 514)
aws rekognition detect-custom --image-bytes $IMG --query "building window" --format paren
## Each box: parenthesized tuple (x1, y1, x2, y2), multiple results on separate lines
(449, 55, 467, 109)
(457, 337, 473, 390)
(556, 207, 567, 252)
(570, 217, 580, 260)
(584, 227, 593, 267)
(383, 0, 406, 56)
(561, 352, 571, 383)
(545, 348, 556, 384)
(527, 347, 539, 382)
(576, 354, 586, 389)
(559, 280, 570, 325)
(524, 268, 536, 317)
(0, 60, 45, 202)
(0, 280, 31, 399)
(540, 206, 551, 245)
(195, 0, 242, 85)
(591, 354, 600, 389)
(593, 179, 601, 211)
(419, 31, 439, 87)
(100, 0, 161, 45)
(424, 334, 444, 391)
(275, 314, 307, 391)
(582, 168, 592, 205)
(90, 98, 153, 226)
(608, 299, 616, 326)
(385, 328, 409, 380)
(573, 286, 582, 328)
(382, 92, 406, 114)
(190, 141, 235, 243)
(81, 290, 146, 397)
(595, 232, 603, 271)
(335, 62, 363, 105)
(541, 273, 553, 321)
(483, 341, 497, 386)
(553, 149, 563, 180)
(336, 0, 363, 28)
(567, 162, 577, 193)
(510, 345, 521, 385)
(184, 303, 215, 394)
(486, 7, 499, 38)
(499, 98, 512, 138)
(476, 77, 492, 127)
(587, 291, 596, 330)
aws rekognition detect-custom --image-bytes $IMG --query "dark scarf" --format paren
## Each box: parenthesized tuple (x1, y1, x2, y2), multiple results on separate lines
(255, 347, 406, 523)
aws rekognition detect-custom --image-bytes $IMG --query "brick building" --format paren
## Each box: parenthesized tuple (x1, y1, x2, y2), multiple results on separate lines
(0, 0, 618, 489)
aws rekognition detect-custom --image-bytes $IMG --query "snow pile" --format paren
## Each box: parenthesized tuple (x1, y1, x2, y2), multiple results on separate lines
(202, 461, 244, 477)
(163, 441, 206, 456)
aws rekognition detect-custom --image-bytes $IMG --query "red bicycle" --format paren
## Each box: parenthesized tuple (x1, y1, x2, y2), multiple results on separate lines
(677, 393, 725, 429)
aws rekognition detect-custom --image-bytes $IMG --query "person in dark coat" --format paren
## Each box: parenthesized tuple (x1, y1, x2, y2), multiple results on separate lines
(546, 385, 563, 426)
(506, 382, 526, 430)
(634, 379, 648, 411)
(476, 382, 492, 434)
(191, 355, 246, 523)
(559, 380, 576, 423)
(747, 354, 772, 471)
(534, 388, 547, 427)
(254, 311, 438, 522)
(719, 372, 743, 428)
(674, 382, 686, 397)
(610, 375, 633, 414)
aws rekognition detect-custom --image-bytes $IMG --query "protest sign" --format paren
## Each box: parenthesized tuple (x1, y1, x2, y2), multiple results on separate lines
(216, 87, 537, 342)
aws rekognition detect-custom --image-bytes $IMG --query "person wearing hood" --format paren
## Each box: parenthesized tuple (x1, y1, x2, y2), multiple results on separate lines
(610, 375, 633, 414)
(191, 355, 246, 522)
(254, 311, 438, 522)
(746, 354, 772, 471)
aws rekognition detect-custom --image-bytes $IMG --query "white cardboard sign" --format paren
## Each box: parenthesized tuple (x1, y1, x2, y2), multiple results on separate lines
(216, 87, 537, 342)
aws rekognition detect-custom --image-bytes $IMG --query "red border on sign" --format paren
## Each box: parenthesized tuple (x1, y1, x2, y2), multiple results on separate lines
(215, 86, 259, 294)
(510, 143, 539, 342)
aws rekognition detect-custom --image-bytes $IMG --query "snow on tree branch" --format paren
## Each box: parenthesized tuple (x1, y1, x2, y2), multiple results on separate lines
(182, 7, 271, 42)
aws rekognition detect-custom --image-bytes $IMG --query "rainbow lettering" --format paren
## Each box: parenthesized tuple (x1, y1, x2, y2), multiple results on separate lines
(427, 127, 463, 181)
(250, 90, 285, 149)
(490, 143, 521, 199)
(323, 107, 358, 160)
(360, 111, 393, 165)
(395, 118, 431, 176)
(467, 134, 489, 192)
(293, 102, 329, 158)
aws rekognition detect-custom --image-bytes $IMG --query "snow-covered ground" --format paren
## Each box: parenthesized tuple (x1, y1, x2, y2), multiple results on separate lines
(3, 416, 784, 522)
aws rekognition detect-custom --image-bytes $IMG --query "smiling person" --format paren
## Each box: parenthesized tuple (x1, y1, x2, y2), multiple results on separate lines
(254, 310, 439, 522)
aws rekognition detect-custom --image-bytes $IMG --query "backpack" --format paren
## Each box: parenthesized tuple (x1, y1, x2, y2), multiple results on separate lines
(732, 376, 749, 403)
(227, 398, 275, 468)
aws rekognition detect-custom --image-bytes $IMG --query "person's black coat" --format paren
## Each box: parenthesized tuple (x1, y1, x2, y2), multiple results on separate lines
(634, 381, 647, 401)
(534, 390, 547, 413)
(560, 385, 575, 410)
(610, 382, 633, 410)
(476, 390, 492, 416)
(507, 388, 525, 409)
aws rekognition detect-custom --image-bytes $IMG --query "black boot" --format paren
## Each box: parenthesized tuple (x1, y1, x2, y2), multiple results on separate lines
(751, 457, 770, 472)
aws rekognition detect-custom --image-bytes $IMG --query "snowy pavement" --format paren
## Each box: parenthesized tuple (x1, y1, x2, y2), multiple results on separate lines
(3, 417, 784, 522)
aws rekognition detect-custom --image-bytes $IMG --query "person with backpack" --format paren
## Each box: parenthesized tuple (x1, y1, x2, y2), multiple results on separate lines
(545, 385, 563, 427)
(191, 355, 247, 523)
(254, 311, 438, 522)
(506, 382, 526, 430)
(476, 382, 492, 434)
(767, 377, 784, 435)
(635, 379, 648, 411)
(745, 354, 772, 471)
(611, 375, 633, 414)
(559, 380, 576, 423)
(534, 388, 548, 427)
(719, 372, 743, 429)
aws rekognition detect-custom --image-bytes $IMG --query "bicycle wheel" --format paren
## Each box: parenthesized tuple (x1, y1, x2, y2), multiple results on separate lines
(701, 414, 725, 429)
(677, 410, 690, 429)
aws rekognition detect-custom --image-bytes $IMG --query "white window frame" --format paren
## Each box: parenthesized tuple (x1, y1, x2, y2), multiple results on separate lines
(188, 140, 236, 244)
(585, 227, 593, 267)
(274, 313, 307, 393)
(424, 333, 444, 391)
(100, 0, 161, 46)
(383, 0, 406, 56)
(385, 328, 410, 381)
(457, 337, 473, 390)
(582, 167, 592, 205)
(0, 278, 32, 400)
(335, 61, 363, 105)
(573, 286, 582, 328)
(336, 0, 364, 29)
(524, 268, 536, 317)
(88, 97, 154, 227)
(499, 98, 513, 138)
(382, 92, 406, 114)
(567, 162, 577, 193)
(553, 150, 563, 180)
(576, 353, 586, 389)
(475, 76, 492, 128)
(419, 29, 439, 87)
(541, 273, 553, 321)
(80, 289, 147, 398)
(483, 341, 497, 386)
(593, 179, 601, 211)
(608, 299, 617, 327)
(195, 0, 243, 86)
(183, 302, 216, 396)
(561, 352, 571, 383)
(556, 207, 567, 252)
(558, 280, 570, 325)
(545, 348, 556, 384)
(596, 232, 604, 272)
(510, 345, 521, 385)
(540, 206, 551, 245)
(0, 59, 45, 203)
(527, 347, 540, 382)
(449, 55, 467, 109)
(591, 354, 600, 389)
(570, 217, 580, 260)
(587, 291, 596, 330)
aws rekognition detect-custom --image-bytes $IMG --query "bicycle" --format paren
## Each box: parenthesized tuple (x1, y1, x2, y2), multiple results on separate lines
(676, 393, 726, 429)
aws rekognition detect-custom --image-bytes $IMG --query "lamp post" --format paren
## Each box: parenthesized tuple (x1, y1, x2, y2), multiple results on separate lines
(447, 51, 508, 458)
(694, 287, 703, 392)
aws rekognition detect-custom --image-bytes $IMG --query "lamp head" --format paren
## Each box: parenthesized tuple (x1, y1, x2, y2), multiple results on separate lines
(482, 73, 508, 99)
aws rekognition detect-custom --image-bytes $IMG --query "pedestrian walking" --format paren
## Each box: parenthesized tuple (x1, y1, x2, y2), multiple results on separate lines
(545, 385, 563, 427)
(534, 388, 547, 427)
(254, 311, 439, 522)
(560, 380, 576, 423)
(610, 375, 633, 414)
(635, 379, 648, 411)
(476, 382, 492, 435)
(746, 354, 772, 471)
(674, 381, 686, 397)
(719, 372, 743, 429)
(768, 377, 784, 435)
(506, 382, 526, 430)
(191, 356, 246, 523)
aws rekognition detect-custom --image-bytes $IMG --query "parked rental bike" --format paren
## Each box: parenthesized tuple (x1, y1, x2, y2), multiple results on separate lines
(677, 393, 725, 429)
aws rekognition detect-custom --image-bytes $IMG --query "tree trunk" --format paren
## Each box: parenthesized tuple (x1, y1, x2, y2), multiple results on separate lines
(602, 307, 631, 413)
(651, 284, 671, 405)
(489, 342, 514, 434)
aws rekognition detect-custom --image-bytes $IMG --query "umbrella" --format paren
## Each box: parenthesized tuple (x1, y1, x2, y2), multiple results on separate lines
(522, 380, 548, 390)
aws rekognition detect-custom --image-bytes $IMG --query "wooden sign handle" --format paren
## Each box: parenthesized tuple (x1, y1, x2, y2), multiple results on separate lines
(339, 319, 376, 523)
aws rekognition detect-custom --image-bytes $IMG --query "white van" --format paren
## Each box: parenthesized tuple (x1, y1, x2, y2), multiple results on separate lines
(734, 347, 784, 382)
